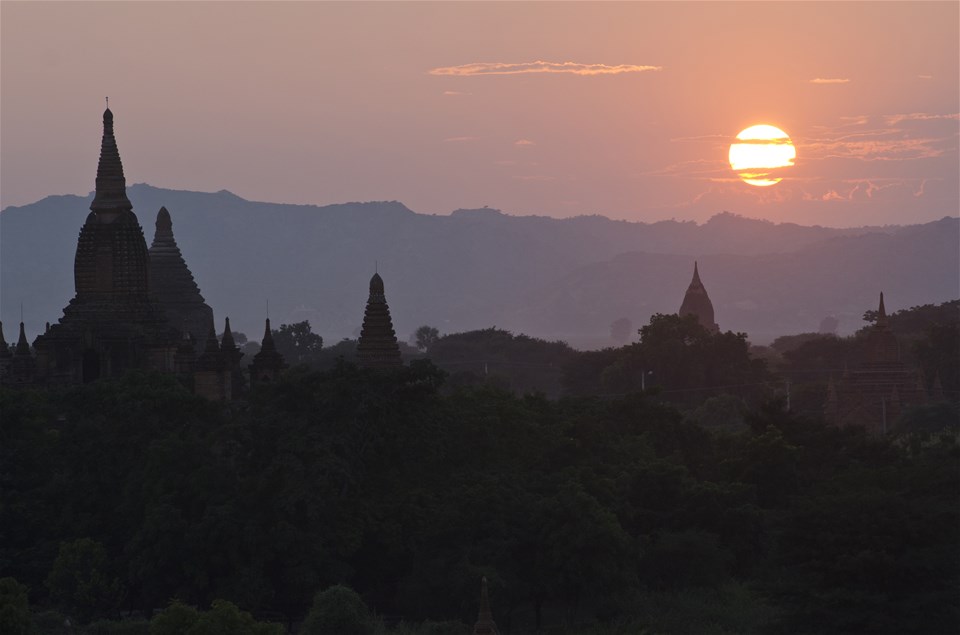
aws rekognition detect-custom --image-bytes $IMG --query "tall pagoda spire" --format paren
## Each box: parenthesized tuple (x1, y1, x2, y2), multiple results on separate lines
(678, 261, 719, 333)
(90, 107, 133, 217)
(356, 272, 402, 369)
(472, 577, 499, 635)
(73, 106, 151, 299)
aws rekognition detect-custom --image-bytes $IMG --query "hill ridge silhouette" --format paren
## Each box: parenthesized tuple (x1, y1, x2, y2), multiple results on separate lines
(2, 184, 957, 347)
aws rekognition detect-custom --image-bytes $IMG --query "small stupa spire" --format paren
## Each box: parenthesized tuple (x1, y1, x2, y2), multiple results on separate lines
(472, 577, 499, 635)
(261, 318, 276, 351)
(15, 322, 31, 356)
(221, 317, 236, 350)
(877, 292, 888, 325)
(249, 317, 287, 386)
(155, 206, 173, 238)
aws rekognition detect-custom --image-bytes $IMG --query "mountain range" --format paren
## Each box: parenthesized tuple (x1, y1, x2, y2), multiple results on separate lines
(2, 184, 957, 348)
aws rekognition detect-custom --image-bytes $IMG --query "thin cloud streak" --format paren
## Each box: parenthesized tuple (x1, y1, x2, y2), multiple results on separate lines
(515, 139, 535, 146)
(444, 136, 479, 143)
(810, 77, 851, 84)
(429, 60, 661, 77)
(884, 112, 959, 125)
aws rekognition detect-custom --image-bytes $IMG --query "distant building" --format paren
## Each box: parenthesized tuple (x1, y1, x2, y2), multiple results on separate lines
(4, 106, 285, 396)
(679, 261, 719, 333)
(356, 273, 402, 369)
(30, 108, 179, 385)
(825, 293, 927, 435)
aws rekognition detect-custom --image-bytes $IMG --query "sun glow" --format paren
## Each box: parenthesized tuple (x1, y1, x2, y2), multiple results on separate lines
(729, 125, 796, 186)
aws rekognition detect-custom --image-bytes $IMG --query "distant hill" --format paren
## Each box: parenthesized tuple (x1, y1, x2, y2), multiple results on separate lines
(2, 184, 957, 347)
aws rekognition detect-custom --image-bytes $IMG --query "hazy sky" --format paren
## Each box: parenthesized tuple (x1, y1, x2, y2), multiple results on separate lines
(2, 2, 957, 226)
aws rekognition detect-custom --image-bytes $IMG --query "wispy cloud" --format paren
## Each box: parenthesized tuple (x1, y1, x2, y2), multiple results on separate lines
(444, 136, 479, 143)
(838, 115, 869, 126)
(918, 74, 933, 80)
(800, 131, 949, 162)
(442, 90, 469, 96)
(514, 139, 535, 146)
(512, 175, 556, 181)
(810, 77, 851, 84)
(429, 60, 661, 77)
(802, 178, 931, 202)
(884, 112, 959, 125)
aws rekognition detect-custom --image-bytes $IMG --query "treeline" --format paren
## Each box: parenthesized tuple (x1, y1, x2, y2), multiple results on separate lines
(2, 356, 958, 633)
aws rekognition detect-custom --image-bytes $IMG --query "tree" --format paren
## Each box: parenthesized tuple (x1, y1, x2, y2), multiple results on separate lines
(610, 317, 633, 344)
(45, 538, 124, 624)
(273, 321, 323, 366)
(150, 599, 284, 635)
(0, 578, 36, 635)
(414, 325, 440, 352)
(300, 585, 375, 635)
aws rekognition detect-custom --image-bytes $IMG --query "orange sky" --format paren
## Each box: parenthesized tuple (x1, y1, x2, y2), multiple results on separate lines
(2, 1, 957, 226)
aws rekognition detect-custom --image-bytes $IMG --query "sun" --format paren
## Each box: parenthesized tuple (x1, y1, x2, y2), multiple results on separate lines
(728, 124, 796, 187)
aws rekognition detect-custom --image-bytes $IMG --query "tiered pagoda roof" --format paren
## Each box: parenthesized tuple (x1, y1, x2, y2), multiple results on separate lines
(148, 206, 215, 350)
(356, 273, 402, 369)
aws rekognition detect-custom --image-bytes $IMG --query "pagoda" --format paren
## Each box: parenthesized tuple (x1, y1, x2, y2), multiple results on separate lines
(472, 577, 499, 635)
(32, 107, 178, 384)
(678, 261, 719, 333)
(148, 206, 215, 351)
(826, 293, 927, 434)
(356, 272, 402, 369)
(249, 318, 287, 386)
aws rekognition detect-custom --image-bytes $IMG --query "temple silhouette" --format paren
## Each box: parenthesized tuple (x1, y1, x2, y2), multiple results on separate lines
(679, 261, 719, 333)
(0, 108, 401, 401)
(356, 272, 403, 369)
(825, 292, 928, 435)
(0, 107, 414, 397)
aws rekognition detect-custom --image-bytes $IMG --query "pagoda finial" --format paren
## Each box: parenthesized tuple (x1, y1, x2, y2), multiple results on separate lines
(878, 292, 887, 319)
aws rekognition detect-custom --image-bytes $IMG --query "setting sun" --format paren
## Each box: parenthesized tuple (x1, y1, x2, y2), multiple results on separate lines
(729, 124, 796, 187)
